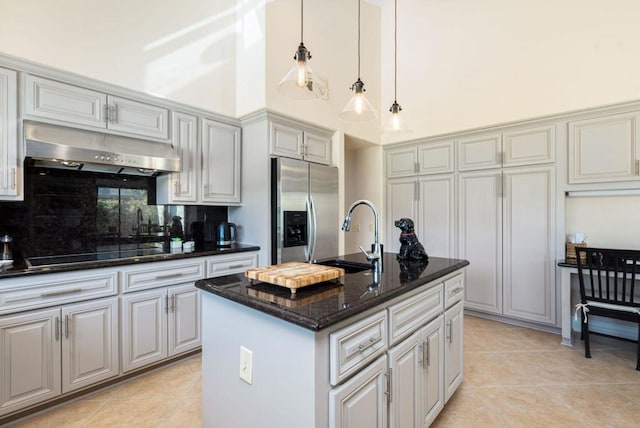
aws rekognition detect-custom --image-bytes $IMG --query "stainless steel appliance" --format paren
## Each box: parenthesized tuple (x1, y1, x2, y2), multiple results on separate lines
(24, 121, 179, 175)
(217, 221, 237, 246)
(271, 157, 339, 264)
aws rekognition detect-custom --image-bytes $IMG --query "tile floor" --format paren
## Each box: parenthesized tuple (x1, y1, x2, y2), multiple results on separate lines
(7, 315, 640, 427)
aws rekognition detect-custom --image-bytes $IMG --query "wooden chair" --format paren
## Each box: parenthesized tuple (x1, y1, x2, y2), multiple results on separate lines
(575, 247, 640, 370)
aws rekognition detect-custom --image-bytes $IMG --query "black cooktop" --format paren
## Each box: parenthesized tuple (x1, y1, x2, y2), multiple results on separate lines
(24, 243, 168, 268)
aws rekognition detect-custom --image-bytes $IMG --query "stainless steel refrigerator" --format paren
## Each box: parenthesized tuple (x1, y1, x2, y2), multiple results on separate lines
(271, 157, 339, 264)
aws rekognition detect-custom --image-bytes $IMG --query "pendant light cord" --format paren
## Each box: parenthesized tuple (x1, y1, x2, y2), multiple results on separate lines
(300, 0, 304, 43)
(394, 0, 398, 102)
(357, 0, 361, 79)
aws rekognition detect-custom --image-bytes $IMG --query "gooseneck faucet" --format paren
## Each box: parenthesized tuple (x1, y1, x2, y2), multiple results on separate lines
(342, 199, 382, 277)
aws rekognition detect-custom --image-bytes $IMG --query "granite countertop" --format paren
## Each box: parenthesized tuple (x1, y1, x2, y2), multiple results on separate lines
(195, 253, 469, 331)
(0, 243, 260, 279)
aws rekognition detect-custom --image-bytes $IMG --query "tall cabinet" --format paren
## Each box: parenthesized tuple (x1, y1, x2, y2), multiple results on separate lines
(0, 66, 19, 200)
(457, 125, 556, 324)
(385, 140, 456, 258)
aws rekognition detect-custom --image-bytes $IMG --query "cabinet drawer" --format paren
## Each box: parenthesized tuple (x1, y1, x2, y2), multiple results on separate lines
(388, 283, 443, 345)
(329, 310, 387, 386)
(444, 273, 465, 309)
(121, 259, 205, 293)
(206, 252, 258, 277)
(0, 269, 118, 315)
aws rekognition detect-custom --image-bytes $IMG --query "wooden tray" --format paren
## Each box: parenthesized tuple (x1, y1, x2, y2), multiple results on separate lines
(245, 262, 345, 294)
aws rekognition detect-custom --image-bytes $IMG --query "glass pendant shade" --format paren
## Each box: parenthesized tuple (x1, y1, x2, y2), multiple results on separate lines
(340, 79, 377, 122)
(383, 101, 411, 134)
(277, 43, 328, 100)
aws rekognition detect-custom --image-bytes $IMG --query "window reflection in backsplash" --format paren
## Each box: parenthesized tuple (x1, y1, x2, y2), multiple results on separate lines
(0, 166, 227, 258)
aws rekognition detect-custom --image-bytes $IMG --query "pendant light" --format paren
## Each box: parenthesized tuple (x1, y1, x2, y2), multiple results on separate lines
(340, 0, 377, 122)
(277, 0, 328, 100)
(383, 0, 411, 134)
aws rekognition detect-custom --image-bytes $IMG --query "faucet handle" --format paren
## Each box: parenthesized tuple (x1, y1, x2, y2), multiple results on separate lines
(359, 245, 375, 261)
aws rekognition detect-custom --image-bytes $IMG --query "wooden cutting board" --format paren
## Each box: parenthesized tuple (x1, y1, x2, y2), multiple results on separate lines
(245, 262, 345, 294)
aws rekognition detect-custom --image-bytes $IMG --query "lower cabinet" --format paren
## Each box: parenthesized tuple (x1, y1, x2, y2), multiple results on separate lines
(121, 283, 200, 373)
(444, 301, 463, 402)
(0, 297, 118, 417)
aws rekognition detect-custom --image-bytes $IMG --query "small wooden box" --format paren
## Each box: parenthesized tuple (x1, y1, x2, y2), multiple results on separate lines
(566, 242, 587, 263)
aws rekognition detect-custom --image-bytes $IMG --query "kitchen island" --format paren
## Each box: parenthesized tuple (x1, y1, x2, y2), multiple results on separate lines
(195, 253, 468, 428)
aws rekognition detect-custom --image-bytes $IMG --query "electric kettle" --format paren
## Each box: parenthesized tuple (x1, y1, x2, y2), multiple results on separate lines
(217, 222, 237, 246)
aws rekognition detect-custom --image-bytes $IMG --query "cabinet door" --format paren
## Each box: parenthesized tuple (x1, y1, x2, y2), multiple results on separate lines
(121, 289, 167, 373)
(24, 75, 107, 128)
(107, 95, 169, 140)
(385, 147, 417, 178)
(421, 316, 444, 428)
(457, 133, 501, 171)
(417, 141, 455, 175)
(201, 119, 241, 204)
(0, 67, 18, 199)
(329, 355, 388, 428)
(444, 301, 463, 403)
(417, 175, 455, 258)
(0, 308, 61, 417)
(386, 178, 418, 253)
(568, 112, 640, 183)
(61, 298, 119, 393)
(502, 125, 555, 167)
(269, 120, 302, 159)
(388, 330, 420, 428)
(458, 171, 502, 314)
(161, 112, 198, 203)
(168, 285, 201, 357)
(503, 166, 555, 324)
(303, 130, 332, 165)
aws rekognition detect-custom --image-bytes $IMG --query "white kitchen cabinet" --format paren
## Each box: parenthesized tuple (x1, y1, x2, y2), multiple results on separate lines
(502, 166, 555, 324)
(201, 118, 241, 204)
(388, 315, 444, 428)
(159, 112, 198, 203)
(568, 111, 640, 184)
(457, 133, 502, 171)
(385, 175, 455, 258)
(269, 117, 332, 165)
(0, 298, 118, 417)
(24, 75, 168, 140)
(121, 284, 200, 373)
(458, 170, 503, 314)
(385, 141, 455, 179)
(444, 301, 463, 403)
(458, 166, 556, 324)
(329, 355, 388, 428)
(0, 66, 19, 200)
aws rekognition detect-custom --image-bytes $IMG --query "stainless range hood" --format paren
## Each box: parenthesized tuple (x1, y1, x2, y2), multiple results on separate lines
(24, 121, 180, 176)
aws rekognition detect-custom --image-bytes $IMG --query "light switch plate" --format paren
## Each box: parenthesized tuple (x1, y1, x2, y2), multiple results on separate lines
(239, 346, 253, 384)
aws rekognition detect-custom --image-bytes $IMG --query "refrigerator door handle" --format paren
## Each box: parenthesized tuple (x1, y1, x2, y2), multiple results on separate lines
(304, 196, 312, 262)
(309, 195, 318, 262)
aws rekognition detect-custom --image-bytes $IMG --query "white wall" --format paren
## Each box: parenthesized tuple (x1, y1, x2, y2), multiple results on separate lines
(380, 0, 640, 143)
(0, 0, 239, 117)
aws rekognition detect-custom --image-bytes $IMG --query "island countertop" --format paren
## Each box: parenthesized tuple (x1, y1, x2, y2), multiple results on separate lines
(195, 252, 469, 331)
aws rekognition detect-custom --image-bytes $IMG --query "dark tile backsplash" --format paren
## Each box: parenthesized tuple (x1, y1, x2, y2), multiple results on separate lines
(0, 166, 227, 258)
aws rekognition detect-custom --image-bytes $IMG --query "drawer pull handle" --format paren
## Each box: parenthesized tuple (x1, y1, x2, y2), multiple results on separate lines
(156, 273, 184, 280)
(358, 336, 382, 352)
(41, 288, 82, 297)
(229, 264, 244, 269)
(449, 287, 463, 295)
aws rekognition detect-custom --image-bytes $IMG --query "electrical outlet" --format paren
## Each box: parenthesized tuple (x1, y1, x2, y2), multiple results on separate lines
(369, 223, 374, 232)
(239, 346, 253, 384)
(353, 223, 360, 232)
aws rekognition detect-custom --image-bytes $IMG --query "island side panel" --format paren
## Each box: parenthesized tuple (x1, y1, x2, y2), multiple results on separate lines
(202, 293, 322, 428)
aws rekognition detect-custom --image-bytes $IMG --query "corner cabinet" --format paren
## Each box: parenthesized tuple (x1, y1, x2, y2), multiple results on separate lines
(24, 75, 169, 140)
(568, 111, 640, 184)
(269, 117, 332, 165)
(0, 66, 20, 200)
(157, 113, 241, 205)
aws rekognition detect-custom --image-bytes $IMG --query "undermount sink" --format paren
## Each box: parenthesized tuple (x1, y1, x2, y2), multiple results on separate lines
(315, 259, 371, 274)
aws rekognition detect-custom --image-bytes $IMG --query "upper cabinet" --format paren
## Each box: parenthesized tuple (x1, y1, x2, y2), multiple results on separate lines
(157, 113, 241, 205)
(0, 66, 20, 200)
(24, 75, 169, 140)
(385, 140, 455, 178)
(568, 112, 640, 184)
(269, 118, 332, 165)
(458, 126, 555, 171)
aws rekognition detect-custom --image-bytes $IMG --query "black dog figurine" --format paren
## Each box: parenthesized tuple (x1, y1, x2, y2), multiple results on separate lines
(394, 218, 429, 261)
